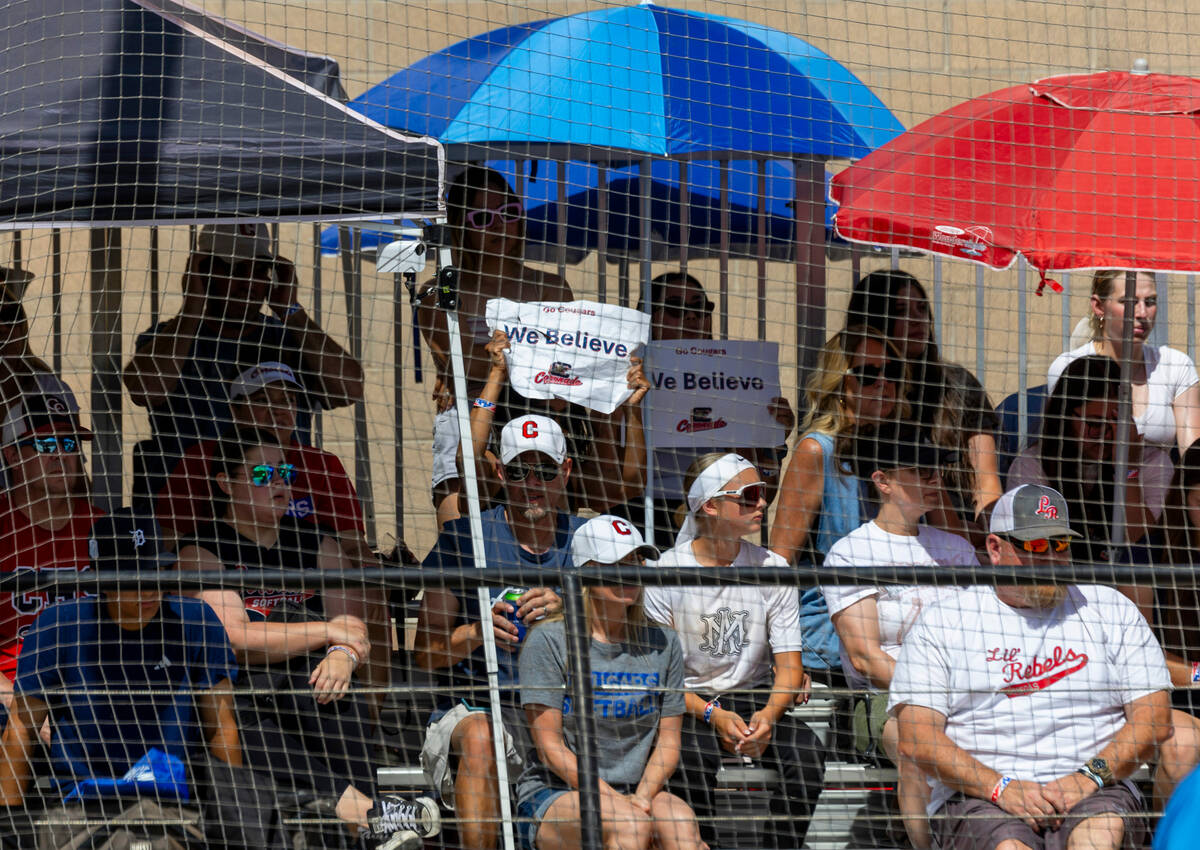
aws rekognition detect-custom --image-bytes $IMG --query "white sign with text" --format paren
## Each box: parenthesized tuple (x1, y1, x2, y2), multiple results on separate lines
(646, 339, 785, 449)
(486, 298, 650, 415)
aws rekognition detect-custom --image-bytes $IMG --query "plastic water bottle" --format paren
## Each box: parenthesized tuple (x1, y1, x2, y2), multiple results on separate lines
(501, 587, 528, 645)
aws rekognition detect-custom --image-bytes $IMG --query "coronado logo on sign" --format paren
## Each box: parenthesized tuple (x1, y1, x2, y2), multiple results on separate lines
(534, 361, 583, 386)
(677, 407, 728, 433)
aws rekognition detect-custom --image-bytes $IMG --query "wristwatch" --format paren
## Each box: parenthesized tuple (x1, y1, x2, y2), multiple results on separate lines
(1078, 757, 1114, 788)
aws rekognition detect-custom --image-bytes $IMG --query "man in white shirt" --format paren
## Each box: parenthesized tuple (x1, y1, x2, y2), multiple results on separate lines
(890, 484, 1171, 850)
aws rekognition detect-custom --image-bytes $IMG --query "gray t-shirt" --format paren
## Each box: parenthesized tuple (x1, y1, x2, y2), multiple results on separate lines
(516, 619, 685, 800)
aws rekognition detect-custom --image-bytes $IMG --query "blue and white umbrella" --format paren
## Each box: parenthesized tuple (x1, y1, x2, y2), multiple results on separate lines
(348, 1, 903, 160)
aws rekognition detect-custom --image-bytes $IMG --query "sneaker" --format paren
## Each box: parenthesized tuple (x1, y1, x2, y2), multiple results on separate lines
(368, 830, 422, 850)
(368, 794, 441, 840)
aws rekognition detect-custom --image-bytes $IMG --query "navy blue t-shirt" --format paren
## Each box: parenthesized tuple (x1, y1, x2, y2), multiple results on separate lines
(16, 596, 237, 787)
(422, 506, 584, 715)
(135, 315, 318, 454)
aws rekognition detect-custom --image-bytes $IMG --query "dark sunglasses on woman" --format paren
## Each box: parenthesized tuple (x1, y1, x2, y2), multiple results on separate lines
(847, 361, 904, 388)
(658, 296, 715, 320)
(712, 481, 765, 508)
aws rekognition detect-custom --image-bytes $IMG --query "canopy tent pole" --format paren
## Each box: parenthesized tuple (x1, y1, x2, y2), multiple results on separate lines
(678, 161, 690, 274)
(1110, 269, 1139, 552)
(438, 243, 518, 850)
(792, 156, 826, 401)
(1189, 275, 1197, 363)
(932, 255, 943, 342)
(555, 161, 568, 281)
(1061, 273, 1072, 353)
(640, 156, 657, 548)
(393, 268, 406, 543)
(148, 228, 160, 326)
(340, 226, 377, 548)
(312, 223, 325, 447)
(596, 164, 609, 302)
(618, 255, 630, 308)
(755, 158, 767, 341)
(1017, 259, 1028, 457)
(975, 266, 986, 386)
(718, 159, 730, 340)
(51, 230, 62, 375)
(89, 228, 123, 512)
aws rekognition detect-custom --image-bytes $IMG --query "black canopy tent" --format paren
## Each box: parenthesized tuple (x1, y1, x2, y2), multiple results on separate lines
(0, 0, 445, 506)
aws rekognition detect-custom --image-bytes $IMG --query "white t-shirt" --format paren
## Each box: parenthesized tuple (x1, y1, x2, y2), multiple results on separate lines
(1007, 442, 1174, 518)
(821, 522, 974, 690)
(888, 585, 1170, 813)
(644, 540, 803, 694)
(1048, 342, 1198, 450)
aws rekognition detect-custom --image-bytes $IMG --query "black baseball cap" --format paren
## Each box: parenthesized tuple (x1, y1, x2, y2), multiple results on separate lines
(851, 422, 947, 478)
(88, 508, 177, 573)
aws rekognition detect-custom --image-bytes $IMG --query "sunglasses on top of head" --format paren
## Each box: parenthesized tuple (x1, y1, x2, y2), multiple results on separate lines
(846, 361, 904, 388)
(504, 461, 561, 483)
(248, 463, 297, 486)
(466, 202, 523, 230)
(17, 435, 79, 455)
(712, 481, 766, 508)
(1002, 535, 1072, 554)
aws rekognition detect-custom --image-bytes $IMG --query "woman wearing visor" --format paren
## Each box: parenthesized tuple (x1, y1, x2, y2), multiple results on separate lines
(643, 453, 825, 849)
(517, 515, 705, 850)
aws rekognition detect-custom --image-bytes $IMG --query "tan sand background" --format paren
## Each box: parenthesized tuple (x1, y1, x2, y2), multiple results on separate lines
(7, 1, 1200, 555)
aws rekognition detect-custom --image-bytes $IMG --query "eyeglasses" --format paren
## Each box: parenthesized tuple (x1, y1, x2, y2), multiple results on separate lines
(847, 361, 904, 388)
(1003, 535, 1072, 554)
(466, 202, 523, 230)
(1080, 418, 1116, 439)
(212, 258, 275, 281)
(504, 461, 561, 483)
(712, 481, 766, 508)
(17, 436, 78, 454)
(248, 463, 297, 486)
(658, 297, 715, 320)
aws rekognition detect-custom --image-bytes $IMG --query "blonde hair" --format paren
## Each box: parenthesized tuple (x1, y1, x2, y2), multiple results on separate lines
(670, 451, 735, 531)
(1088, 269, 1156, 340)
(535, 586, 650, 648)
(799, 327, 911, 469)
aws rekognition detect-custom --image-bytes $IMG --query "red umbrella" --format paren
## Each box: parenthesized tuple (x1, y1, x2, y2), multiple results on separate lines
(831, 69, 1200, 290)
(832, 67, 1200, 553)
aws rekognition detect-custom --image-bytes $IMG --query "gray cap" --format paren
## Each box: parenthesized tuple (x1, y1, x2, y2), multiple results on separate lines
(989, 484, 1080, 540)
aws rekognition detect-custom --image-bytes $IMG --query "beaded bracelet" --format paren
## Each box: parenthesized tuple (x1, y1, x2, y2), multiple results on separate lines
(990, 775, 1013, 804)
(326, 644, 360, 667)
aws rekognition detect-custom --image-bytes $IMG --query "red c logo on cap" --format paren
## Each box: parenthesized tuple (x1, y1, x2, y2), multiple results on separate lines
(611, 519, 632, 536)
(522, 421, 538, 439)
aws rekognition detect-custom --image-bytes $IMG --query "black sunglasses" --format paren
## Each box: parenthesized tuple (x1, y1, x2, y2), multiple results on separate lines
(658, 297, 715, 320)
(504, 461, 561, 483)
(847, 361, 904, 388)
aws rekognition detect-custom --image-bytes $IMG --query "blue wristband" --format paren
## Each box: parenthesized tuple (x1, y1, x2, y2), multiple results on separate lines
(473, 397, 497, 411)
(703, 699, 720, 725)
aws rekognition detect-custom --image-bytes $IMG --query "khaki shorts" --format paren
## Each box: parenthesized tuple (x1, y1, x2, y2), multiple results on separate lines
(420, 702, 524, 811)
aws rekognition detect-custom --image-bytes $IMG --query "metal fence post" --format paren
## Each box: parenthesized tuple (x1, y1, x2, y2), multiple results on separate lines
(562, 572, 602, 850)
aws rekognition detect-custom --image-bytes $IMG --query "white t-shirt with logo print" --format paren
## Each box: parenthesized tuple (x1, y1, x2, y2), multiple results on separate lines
(887, 585, 1171, 813)
(644, 540, 803, 694)
(821, 521, 977, 690)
